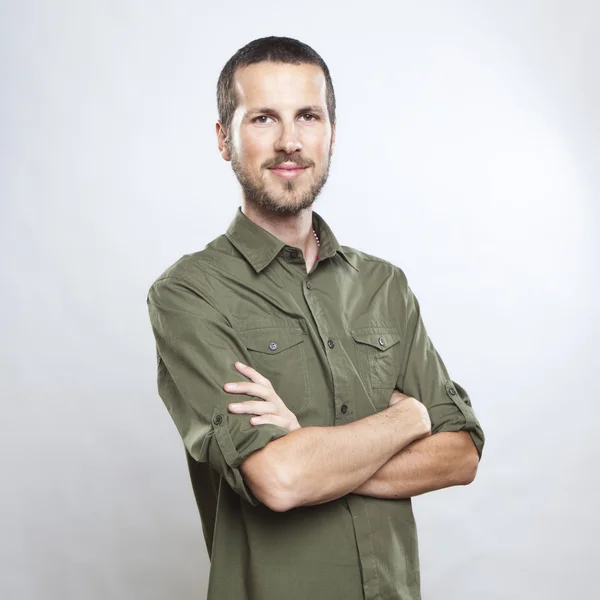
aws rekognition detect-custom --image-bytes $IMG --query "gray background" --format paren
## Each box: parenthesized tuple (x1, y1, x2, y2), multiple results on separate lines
(2, 1, 599, 598)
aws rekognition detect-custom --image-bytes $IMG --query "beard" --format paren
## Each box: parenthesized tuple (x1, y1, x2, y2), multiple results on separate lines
(230, 147, 332, 216)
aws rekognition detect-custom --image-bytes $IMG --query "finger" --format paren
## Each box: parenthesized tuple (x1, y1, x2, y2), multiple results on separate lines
(228, 401, 277, 415)
(249, 414, 290, 429)
(234, 362, 273, 388)
(224, 381, 273, 401)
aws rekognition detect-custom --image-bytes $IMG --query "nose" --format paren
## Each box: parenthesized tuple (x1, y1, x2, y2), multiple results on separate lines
(274, 122, 302, 154)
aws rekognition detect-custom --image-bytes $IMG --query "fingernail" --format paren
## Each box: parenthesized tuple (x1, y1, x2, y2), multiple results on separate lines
(225, 383, 238, 389)
(229, 403, 240, 409)
(236, 362, 246, 368)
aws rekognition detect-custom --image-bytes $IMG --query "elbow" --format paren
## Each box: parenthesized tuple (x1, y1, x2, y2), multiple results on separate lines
(241, 447, 300, 512)
(458, 447, 480, 486)
(262, 461, 299, 512)
(264, 492, 296, 513)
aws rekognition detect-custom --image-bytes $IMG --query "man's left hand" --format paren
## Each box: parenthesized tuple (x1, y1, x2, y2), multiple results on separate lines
(224, 361, 302, 432)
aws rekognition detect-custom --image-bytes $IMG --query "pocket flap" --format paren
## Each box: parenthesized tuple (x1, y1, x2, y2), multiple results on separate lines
(239, 328, 304, 354)
(351, 327, 402, 351)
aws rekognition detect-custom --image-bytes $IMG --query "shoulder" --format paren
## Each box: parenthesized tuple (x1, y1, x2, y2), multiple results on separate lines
(147, 234, 234, 300)
(149, 234, 235, 286)
(340, 244, 410, 289)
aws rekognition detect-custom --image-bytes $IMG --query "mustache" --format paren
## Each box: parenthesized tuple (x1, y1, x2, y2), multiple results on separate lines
(264, 156, 313, 169)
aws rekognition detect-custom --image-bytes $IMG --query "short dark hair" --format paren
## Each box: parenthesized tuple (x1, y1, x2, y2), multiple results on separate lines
(217, 36, 336, 134)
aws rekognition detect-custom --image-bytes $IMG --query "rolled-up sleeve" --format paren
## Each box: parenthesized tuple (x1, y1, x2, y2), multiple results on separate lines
(147, 275, 290, 506)
(399, 284, 485, 460)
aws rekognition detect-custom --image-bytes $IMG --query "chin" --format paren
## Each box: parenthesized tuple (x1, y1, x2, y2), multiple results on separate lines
(268, 195, 314, 215)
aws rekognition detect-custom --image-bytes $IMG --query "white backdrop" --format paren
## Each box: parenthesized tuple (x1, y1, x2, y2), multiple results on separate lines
(2, 1, 599, 598)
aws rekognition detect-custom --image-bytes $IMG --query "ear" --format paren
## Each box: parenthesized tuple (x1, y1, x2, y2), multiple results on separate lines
(216, 121, 231, 161)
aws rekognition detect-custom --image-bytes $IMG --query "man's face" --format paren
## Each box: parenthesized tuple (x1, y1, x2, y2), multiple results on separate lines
(220, 61, 336, 216)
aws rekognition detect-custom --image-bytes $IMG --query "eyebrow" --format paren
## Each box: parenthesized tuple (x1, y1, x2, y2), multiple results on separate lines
(246, 105, 326, 117)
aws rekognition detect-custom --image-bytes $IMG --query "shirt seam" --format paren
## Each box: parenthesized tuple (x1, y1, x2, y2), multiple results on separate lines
(151, 271, 234, 328)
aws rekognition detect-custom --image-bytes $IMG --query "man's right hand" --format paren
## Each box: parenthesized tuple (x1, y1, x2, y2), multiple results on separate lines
(388, 389, 432, 440)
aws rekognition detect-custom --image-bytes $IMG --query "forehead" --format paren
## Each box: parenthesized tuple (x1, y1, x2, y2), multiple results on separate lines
(233, 62, 327, 111)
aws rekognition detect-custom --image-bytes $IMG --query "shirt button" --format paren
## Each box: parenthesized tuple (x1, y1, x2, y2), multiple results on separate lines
(448, 387, 457, 396)
(268, 341, 278, 351)
(213, 414, 223, 425)
(327, 339, 335, 349)
(341, 404, 348, 414)
(306, 281, 312, 289)
(378, 337, 385, 346)
(290, 250, 299, 259)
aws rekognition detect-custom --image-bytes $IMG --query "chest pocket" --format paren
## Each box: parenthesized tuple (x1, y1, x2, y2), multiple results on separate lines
(351, 326, 403, 408)
(238, 326, 310, 415)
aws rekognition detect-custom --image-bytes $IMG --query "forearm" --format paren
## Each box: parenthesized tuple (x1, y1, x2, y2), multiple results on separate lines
(352, 431, 479, 499)
(259, 403, 427, 510)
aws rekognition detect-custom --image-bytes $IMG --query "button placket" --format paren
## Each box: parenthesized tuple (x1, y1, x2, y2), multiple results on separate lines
(302, 275, 352, 426)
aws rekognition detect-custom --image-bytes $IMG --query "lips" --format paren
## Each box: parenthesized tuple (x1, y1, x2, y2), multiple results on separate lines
(269, 165, 308, 179)
(269, 164, 307, 170)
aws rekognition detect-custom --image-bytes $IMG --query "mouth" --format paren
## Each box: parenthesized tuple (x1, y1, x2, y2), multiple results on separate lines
(268, 165, 309, 180)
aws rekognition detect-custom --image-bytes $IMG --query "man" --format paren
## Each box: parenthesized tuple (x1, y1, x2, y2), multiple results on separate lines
(147, 36, 485, 600)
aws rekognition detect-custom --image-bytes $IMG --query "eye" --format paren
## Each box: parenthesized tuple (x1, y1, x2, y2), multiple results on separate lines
(252, 115, 273, 124)
(300, 113, 318, 122)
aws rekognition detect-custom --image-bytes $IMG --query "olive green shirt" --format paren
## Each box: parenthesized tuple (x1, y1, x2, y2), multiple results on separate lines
(147, 206, 485, 600)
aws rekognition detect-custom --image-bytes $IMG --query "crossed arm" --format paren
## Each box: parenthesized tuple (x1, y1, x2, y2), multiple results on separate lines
(350, 429, 479, 499)
(242, 417, 478, 512)
(231, 363, 480, 512)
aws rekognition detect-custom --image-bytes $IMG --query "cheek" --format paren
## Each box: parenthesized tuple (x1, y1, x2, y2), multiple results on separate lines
(314, 141, 332, 169)
(307, 131, 331, 159)
(240, 127, 273, 153)
(239, 135, 271, 171)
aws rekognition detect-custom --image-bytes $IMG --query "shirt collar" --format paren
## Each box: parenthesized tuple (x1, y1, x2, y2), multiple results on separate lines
(225, 206, 359, 273)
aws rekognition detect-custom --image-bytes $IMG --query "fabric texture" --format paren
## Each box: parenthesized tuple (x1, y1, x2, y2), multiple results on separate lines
(147, 206, 485, 600)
